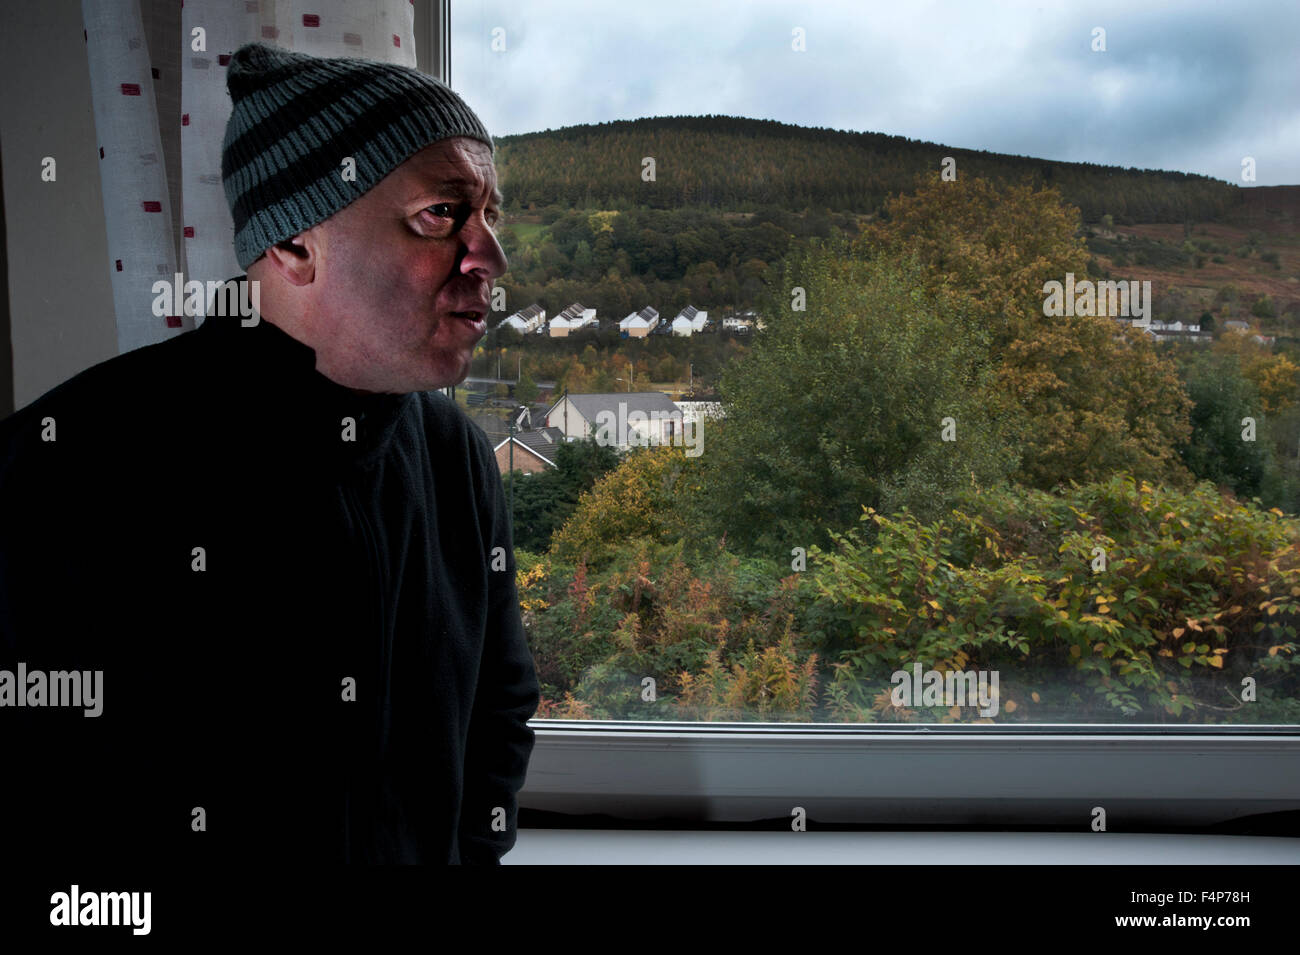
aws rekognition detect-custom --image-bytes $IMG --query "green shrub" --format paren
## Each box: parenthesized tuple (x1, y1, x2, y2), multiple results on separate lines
(802, 475, 1299, 722)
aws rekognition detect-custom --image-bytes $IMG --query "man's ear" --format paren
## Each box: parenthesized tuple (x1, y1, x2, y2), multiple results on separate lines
(262, 232, 316, 286)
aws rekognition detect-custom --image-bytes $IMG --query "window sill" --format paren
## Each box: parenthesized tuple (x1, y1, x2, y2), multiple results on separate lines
(519, 721, 1300, 831)
(504, 828, 1300, 864)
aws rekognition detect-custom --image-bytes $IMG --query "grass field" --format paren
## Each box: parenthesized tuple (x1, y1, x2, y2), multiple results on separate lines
(501, 221, 547, 245)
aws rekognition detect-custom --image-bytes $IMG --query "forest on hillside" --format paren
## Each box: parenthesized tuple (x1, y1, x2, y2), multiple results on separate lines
(495, 115, 1241, 222)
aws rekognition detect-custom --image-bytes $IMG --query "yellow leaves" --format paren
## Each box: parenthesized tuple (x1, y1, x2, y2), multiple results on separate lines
(1269, 645, 1294, 657)
(1004, 700, 1018, 713)
(1092, 642, 1106, 652)
(1096, 603, 1110, 615)
(1069, 644, 1082, 658)
(926, 599, 942, 611)
(1031, 691, 1041, 703)
(1158, 649, 1174, 657)
(1173, 627, 1185, 638)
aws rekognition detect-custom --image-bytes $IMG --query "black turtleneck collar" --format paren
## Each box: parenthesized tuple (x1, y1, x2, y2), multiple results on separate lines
(196, 275, 415, 471)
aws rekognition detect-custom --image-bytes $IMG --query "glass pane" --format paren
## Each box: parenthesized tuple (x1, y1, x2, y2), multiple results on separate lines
(452, 0, 1300, 725)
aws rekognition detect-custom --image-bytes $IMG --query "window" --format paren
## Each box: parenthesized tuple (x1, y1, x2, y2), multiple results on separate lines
(450, 0, 1300, 827)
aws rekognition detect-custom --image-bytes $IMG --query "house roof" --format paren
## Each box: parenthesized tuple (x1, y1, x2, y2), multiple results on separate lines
(558, 302, 589, 320)
(548, 391, 681, 424)
(499, 303, 544, 330)
(676, 305, 698, 321)
(492, 428, 562, 468)
(514, 427, 564, 462)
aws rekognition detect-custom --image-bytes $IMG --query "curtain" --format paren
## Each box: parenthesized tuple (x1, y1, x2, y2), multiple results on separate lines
(80, 0, 418, 350)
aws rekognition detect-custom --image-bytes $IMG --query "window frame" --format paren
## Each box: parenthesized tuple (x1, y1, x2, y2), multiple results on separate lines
(521, 721, 1300, 828)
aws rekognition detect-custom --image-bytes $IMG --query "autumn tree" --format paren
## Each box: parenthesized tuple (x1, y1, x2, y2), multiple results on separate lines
(550, 446, 699, 569)
(859, 174, 1193, 491)
(1213, 329, 1300, 414)
(511, 438, 621, 552)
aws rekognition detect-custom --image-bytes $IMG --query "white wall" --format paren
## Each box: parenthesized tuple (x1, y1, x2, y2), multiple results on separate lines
(1, 0, 117, 410)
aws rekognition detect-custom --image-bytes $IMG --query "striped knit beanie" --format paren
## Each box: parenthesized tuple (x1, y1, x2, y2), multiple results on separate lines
(221, 42, 494, 270)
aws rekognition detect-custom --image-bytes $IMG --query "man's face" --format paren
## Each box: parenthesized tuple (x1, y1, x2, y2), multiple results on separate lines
(308, 136, 507, 393)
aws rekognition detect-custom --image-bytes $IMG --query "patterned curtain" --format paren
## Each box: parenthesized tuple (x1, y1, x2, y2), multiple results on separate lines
(80, 0, 418, 350)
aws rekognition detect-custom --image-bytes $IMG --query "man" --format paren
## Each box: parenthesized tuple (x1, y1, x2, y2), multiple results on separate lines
(0, 43, 539, 865)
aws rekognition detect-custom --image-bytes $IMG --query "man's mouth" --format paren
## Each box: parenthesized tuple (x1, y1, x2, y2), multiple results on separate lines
(448, 309, 487, 337)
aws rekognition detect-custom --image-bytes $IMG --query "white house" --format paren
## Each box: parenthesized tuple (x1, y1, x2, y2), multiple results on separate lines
(548, 302, 597, 337)
(497, 303, 545, 334)
(1149, 319, 1201, 333)
(544, 391, 684, 449)
(671, 305, 708, 336)
(620, 307, 659, 338)
(1143, 326, 1212, 344)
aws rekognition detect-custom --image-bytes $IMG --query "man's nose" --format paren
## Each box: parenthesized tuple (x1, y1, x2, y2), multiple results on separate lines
(459, 218, 508, 280)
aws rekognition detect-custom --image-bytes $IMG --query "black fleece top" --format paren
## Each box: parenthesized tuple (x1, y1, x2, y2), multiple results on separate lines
(0, 284, 539, 865)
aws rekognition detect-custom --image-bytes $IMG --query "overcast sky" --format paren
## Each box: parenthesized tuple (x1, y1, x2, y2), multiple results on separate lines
(450, 0, 1299, 186)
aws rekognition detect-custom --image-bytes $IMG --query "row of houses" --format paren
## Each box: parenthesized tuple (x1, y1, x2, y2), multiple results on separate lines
(497, 303, 716, 338)
(492, 392, 725, 475)
(1114, 316, 1275, 345)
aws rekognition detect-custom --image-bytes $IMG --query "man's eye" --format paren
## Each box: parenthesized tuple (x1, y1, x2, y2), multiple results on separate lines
(423, 202, 454, 219)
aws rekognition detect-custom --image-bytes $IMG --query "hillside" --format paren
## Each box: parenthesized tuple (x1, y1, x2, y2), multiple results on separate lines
(495, 115, 1239, 223)
(491, 116, 1298, 340)
(1087, 184, 1300, 334)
